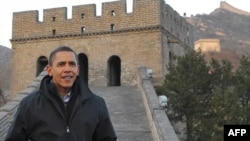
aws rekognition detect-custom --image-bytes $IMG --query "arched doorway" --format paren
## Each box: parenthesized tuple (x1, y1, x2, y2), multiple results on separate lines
(78, 53, 88, 84)
(107, 55, 121, 86)
(36, 56, 48, 76)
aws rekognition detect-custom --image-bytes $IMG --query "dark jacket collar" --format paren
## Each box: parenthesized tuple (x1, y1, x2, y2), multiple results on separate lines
(39, 75, 94, 102)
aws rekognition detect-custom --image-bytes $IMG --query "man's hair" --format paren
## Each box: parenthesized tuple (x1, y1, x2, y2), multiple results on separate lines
(48, 46, 78, 66)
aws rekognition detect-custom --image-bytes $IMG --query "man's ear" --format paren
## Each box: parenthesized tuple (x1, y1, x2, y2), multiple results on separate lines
(46, 65, 52, 76)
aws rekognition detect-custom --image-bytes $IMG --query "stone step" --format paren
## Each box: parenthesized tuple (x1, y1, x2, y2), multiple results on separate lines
(90, 86, 153, 141)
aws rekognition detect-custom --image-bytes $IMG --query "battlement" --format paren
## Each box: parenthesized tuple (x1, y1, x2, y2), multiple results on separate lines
(12, 0, 161, 39)
(220, 1, 250, 16)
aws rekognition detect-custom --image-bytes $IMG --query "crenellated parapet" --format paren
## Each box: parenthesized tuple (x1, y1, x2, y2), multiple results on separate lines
(220, 1, 250, 16)
(12, 0, 161, 40)
(11, 0, 193, 48)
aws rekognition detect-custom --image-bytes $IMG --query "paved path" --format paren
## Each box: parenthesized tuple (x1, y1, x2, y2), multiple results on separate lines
(90, 86, 153, 141)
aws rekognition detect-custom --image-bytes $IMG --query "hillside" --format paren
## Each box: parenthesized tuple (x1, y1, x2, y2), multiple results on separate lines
(187, 9, 250, 55)
(186, 3, 250, 69)
(0, 45, 11, 96)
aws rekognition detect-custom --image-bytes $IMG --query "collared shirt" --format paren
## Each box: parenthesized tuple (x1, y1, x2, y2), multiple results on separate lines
(63, 92, 71, 103)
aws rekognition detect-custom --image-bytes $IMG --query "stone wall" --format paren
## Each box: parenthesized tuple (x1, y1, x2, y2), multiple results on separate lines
(137, 67, 179, 141)
(10, 0, 192, 98)
(10, 29, 164, 97)
(11, 0, 160, 39)
(162, 4, 194, 48)
(220, 1, 250, 16)
(0, 71, 46, 141)
(194, 39, 221, 53)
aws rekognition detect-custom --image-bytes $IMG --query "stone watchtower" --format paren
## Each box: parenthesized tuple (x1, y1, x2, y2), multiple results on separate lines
(10, 0, 194, 97)
(194, 39, 221, 53)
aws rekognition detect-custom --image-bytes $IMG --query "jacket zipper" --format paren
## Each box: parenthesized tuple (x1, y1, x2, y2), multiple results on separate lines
(64, 102, 70, 134)
(66, 126, 70, 133)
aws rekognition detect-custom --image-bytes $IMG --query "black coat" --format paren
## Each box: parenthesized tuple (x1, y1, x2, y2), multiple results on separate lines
(5, 75, 117, 141)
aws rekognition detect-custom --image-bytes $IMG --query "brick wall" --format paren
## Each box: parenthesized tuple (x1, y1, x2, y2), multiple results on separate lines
(194, 39, 221, 53)
(10, 0, 192, 98)
(220, 1, 250, 16)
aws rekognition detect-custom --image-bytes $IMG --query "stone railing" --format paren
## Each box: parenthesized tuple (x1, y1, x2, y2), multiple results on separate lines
(0, 71, 47, 141)
(137, 67, 179, 141)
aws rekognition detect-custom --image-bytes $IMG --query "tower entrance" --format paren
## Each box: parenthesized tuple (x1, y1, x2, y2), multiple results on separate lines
(78, 53, 88, 84)
(107, 55, 121, 86)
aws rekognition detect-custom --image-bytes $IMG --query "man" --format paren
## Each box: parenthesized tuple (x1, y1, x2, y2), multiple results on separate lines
(5, 46, 117, 141)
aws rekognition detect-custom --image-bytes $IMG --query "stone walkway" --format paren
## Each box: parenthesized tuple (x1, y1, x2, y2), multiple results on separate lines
(90, 86, 153, 141)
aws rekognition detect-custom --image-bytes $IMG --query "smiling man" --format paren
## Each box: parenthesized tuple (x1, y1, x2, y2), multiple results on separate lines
(5, 46, 117, 141)
(47, 48, 79, 97)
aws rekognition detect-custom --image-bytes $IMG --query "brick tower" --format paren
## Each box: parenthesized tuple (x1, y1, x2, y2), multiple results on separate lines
(10, 0, 193, 97)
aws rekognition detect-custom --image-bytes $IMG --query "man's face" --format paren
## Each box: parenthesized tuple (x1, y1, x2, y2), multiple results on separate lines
(46, 51, 79, 94)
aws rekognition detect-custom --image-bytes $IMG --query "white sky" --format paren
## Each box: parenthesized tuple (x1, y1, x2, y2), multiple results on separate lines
(0, 0, 249, 48)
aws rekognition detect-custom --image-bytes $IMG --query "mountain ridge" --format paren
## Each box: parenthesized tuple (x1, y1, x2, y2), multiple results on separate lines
(187, 2, 250, 56)
(219, 1, 250, 17)
(186, 1, 250, 69)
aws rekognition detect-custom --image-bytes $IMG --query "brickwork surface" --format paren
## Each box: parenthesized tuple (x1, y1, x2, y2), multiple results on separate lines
(10, 0, 193, 98)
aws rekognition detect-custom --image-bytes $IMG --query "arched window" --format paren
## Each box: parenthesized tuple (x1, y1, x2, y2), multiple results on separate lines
(36, 56, 48, 76)
(78, 53, 89, 84)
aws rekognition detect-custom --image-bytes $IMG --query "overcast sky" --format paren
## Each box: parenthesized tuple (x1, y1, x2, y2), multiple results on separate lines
(1, 0, 249, 48)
